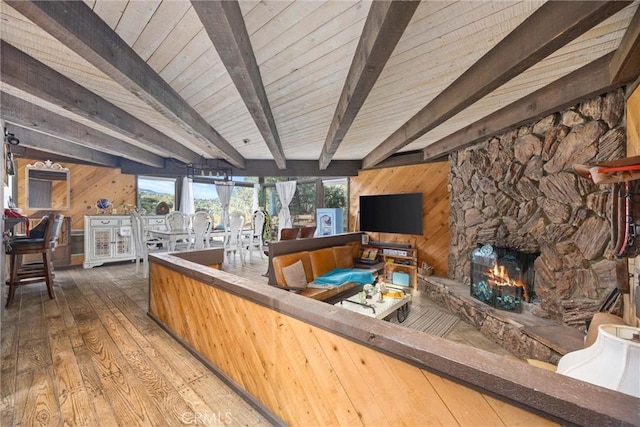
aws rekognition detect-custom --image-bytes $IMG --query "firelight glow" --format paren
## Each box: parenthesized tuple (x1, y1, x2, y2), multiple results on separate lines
(488, 264, 529, 301)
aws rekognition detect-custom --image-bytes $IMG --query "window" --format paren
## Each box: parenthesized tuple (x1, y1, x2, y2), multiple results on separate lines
(262, 177, 349, 229)
(323, 178, 348, 230)
(192, 179, 255, 226)
(137, 176, 176, 214)
(290, 181, 316, 226)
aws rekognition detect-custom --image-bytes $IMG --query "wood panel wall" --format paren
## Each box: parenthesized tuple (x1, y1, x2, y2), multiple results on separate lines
(149, 262, 556, 426)
(349, 162, 449, 275)
(15, 158, 136, 230)
(14, 158, 136, 265)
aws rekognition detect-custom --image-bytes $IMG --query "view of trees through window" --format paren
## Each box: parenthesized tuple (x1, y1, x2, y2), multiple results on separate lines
(192, 181, 255, 226)
(137, 176, 175, 214)
(324, 178, 348, 230)
(137, 175, 347, 231)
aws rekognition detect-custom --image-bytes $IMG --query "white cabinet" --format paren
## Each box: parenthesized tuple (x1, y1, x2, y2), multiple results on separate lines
(83, 215, 166, 268)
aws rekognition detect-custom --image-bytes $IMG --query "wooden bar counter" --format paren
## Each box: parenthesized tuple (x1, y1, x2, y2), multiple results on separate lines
(148, 250, 639, 426)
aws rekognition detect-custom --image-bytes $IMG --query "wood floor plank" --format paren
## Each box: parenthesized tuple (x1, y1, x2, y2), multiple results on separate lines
(0, 303, 19, 425)
(45, 293, 101, 426)
(98, 367, 168, 426)
(73, 344, 120, 426)
(14, 367, 61, 426)
(70, 272, 209, 425)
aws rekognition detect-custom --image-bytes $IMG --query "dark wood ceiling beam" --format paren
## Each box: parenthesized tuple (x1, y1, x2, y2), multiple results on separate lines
(120, 159, 362, 178)
(318, 1, 420, 170)
(5, 124, 120, 167)
(1, 41, 200, 164)
(422, 53, 620, 160)
(1, 92, 164, 168)
(362, 0, 631, 169)
(372, 152, 437, 170)
(192, 0, 286, 169)
(5, 0, 246, 169)
(609, 5, 640, 84)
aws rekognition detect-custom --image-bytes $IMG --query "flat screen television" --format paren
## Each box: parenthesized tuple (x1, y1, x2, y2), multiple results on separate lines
(359, 193, 423, 235)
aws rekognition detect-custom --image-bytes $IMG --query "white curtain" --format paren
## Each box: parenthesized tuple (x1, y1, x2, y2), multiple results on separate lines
(215, 181, 235, 229)
(275, 180, 296, 238)
(252, 183, 260, 213)
(180, 177, 194, 214)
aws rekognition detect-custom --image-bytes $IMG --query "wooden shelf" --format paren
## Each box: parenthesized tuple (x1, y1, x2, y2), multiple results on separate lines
(369, 244, 418, 289)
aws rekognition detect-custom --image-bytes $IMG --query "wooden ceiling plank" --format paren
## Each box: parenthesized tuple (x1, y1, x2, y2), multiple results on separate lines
(260, 6, 368, 87)
(91, 0, 127, 29)
(1, 92, 164, 168)
(5, 0, 246, 169)
(5, 124, 120, 168)
(192, 0, 287, 169)
(145, 7, 202, 71)
(0, 40, 200, 164)
(362, 0, 631, 169)
(609, 5, 640, 83)
(319, 1, 420, 170)
(422, 53, 620, 160)
(159, 29, 212, 83)
(115, 0, 161, 46)
(131, 1, 192, 61)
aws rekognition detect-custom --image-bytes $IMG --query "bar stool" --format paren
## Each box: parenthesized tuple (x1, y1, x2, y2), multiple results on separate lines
(5, 214, 63, 307)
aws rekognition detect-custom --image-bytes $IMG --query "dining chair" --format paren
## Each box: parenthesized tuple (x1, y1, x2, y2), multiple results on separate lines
(191, 211, 211, 250)
(224, 212, 245, 264)
(245, 210, 266, 261)
(299, 225, 317, 238)
(130, 211, 148, 277)
(165, 211, 191, 249)
(280, 227, 300, 241)
(5, 213, 64, 307)
(131, 210, 166, 277)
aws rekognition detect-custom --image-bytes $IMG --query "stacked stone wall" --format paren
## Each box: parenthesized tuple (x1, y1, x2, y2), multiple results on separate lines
(449, 89, 626, 329)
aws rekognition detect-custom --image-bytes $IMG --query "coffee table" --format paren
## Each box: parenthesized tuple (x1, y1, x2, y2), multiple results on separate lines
(335, 288, 411, 322)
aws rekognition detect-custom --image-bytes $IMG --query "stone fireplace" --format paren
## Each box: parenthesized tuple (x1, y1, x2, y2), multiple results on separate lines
(449, 89, 626, 330)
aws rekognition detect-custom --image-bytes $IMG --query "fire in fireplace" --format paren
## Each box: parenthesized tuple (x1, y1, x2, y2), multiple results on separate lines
(470, 244, 539, 313)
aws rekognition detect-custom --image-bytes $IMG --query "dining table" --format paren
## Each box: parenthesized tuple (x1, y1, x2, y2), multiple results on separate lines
(148, 228, 191, 251)
(149, 228, 253, 251)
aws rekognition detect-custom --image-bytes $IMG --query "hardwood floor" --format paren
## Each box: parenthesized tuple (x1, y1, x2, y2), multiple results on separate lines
(1, 261, 269, 426)
(1, 253, 510, 426)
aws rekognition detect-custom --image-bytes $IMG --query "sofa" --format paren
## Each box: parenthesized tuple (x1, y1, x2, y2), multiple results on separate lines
(272, 242, 375, 301)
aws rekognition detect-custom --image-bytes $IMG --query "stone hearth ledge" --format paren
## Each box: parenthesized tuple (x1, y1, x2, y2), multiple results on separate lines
(420, 275, 586, 364)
